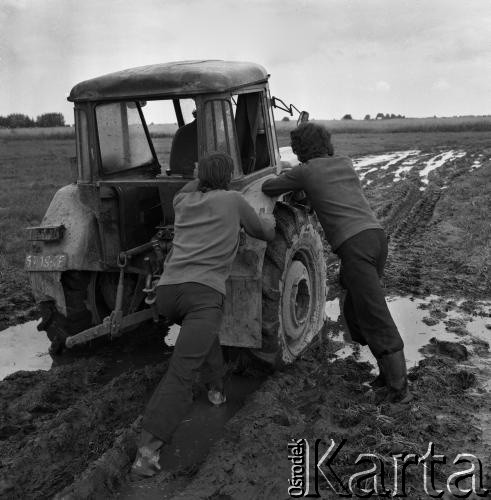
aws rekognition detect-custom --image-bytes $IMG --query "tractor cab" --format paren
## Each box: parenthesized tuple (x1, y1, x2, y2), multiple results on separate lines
(69, 60, 281, 186)
(27, 60, 326, 367)
(63, 61, 286, 264)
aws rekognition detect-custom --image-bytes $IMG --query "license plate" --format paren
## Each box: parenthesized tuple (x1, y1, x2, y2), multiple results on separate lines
(25, 254, 67, 271)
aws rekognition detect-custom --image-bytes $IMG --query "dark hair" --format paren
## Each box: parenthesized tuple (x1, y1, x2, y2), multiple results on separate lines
(290, 122, 334, 163)
(198, 152, 234, 192)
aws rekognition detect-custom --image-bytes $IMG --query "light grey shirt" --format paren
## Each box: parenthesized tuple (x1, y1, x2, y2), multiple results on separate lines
(159, 180, 275, 294)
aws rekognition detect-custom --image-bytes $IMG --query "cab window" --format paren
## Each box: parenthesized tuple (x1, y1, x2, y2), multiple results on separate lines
(233, 92, 272, 175)
(203, 99, 241, 178)
(96, 102, 153, 174)
(75, 108, 90, 181)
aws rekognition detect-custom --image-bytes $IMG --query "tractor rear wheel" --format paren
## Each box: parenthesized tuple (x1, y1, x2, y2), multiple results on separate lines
(39, 270, 144, 356)
(40, 271, 93, 355)
(86, 271, 144, 324)
(253, 205, 327, 367)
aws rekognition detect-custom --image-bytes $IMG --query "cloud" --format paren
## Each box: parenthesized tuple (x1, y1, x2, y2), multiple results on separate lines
(376, 81, 391, 92)
(0, 0, 29, 9)
(432, 78, 451, 91)
(2, 0, 491, 121)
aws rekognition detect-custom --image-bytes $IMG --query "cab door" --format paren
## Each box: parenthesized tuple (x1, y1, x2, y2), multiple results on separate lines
(199, 95, 274, 349)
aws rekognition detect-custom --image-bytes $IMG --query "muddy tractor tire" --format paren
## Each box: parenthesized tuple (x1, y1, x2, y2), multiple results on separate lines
(254, 205, 327, 368)
(39, 271, 144, 356)
(39, 271, 93, 355)
(86, 271, 144, 324)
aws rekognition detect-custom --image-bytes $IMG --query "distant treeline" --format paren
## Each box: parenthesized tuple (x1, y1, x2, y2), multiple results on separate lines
(0, 113, 66, 128)
(2, 115, 491, 140)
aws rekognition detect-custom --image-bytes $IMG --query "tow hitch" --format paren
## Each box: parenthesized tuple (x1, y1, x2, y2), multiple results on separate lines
(65, 227, 173, 348)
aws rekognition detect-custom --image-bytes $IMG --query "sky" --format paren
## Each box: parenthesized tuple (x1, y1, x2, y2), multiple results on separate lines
(1, 0, 490, 124)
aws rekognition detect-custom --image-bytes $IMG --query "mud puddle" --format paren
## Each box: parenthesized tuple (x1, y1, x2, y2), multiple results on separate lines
(0, 319, 180, 383)
(352, 148, 474, 188)
(0, 320, 51, 379)
(326, 295, 490, 369)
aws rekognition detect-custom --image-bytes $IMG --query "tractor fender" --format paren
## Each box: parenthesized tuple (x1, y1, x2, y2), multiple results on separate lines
(26, 184, 103, 316)
(35, 184, 103, 270)
(218, 175, 275, 348)
(240, 174, 277, 216)
(218, 174, 304, 348)
(279, 146, 300, 169)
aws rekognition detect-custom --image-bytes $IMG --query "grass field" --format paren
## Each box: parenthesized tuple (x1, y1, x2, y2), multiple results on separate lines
(275, 115, 491, 134)
(0, 140, 75, 268)
(1, 115, 491, 140)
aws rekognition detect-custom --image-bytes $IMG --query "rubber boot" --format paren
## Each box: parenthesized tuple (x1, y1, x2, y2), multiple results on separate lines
(131, 430, 163, 478)
(376, 350, 413, 404)
(369, 358, 386, 390)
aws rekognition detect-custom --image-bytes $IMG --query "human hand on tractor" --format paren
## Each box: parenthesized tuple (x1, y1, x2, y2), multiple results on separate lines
(260, 213, 276, 230)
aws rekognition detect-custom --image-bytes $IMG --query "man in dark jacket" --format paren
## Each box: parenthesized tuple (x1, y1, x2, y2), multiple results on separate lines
(132, 152, 275, 478)
(262, 122, 412, 406)
(168, 109, 198, 177)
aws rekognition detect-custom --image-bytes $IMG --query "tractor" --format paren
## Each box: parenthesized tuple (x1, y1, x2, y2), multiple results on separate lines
(25, 60, 328, 367)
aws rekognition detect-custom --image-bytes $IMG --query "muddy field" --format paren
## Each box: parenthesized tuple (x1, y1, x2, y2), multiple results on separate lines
(0, 131, 490, 499)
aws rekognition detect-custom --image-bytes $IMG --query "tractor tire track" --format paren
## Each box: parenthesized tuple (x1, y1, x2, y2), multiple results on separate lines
(376, 179, 443, 295)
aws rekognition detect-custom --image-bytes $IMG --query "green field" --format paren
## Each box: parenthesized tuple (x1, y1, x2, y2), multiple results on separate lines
(1, 115, 491, 141)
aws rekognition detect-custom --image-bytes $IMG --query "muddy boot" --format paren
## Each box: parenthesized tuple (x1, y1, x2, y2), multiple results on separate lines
(369, 358, 386, 390)
(206, 381, 227, 406)
(376, 350, 413, 405)
(208, 389, 227, 406)
(131, 447, 162, 478)
(131, 430, 163, 479)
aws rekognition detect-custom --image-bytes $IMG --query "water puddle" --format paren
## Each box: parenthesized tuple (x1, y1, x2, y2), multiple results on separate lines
(164, 324, 180, 346)
(418, 150, 466, 188)
(351, 149, 489, 189)
(353, 151, 420, 171)
(0, 320, 52, 380)
(392, 159, 418, 182)
(3, 297, 488, 382)
(279, 149, 488, 190)
(326, 295, 490, 370)
(469, 155, 484, 171)
(324, 299, 341, 322)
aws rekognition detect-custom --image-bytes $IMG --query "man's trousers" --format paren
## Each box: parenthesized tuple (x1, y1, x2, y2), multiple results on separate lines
(141, 282, 225, 442)
(336, 229, 404, 358)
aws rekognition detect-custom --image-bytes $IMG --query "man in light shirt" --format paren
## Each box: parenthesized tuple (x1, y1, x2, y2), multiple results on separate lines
(132, 152, 275, 478)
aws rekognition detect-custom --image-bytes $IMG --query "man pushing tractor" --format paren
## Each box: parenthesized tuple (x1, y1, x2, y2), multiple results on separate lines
(262, 122, 412, 406)
(132, 152, 275, 477)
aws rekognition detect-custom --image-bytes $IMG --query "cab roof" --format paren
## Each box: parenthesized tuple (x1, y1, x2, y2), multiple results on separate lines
(68, 60, 269, 102)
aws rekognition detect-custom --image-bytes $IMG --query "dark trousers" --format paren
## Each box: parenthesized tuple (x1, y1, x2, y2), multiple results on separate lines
(141, 282, 225, 443)
(336, 229, 403, 358)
